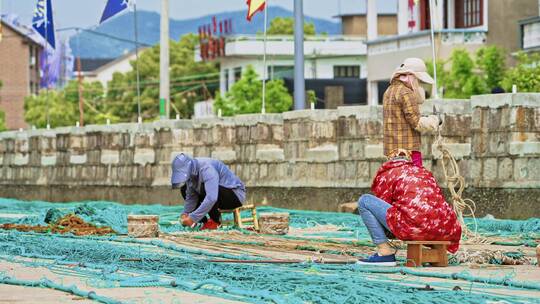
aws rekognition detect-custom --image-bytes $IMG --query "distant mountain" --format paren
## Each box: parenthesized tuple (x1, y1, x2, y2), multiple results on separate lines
(70, 6, 341, 59)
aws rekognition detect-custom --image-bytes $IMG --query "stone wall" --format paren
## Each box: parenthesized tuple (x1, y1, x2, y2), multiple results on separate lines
(1, 94, 539, 219)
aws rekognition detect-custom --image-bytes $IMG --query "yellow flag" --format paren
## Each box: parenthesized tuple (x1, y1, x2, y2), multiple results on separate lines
(246, 0, 266, 21)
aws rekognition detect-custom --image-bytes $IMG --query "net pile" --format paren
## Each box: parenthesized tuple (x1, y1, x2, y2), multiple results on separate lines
(451, 249, 533, 265)
(0, 198, 539, 304)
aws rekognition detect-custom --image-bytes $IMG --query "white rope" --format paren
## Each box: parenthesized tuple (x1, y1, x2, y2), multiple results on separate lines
(434, 128, 489, 244)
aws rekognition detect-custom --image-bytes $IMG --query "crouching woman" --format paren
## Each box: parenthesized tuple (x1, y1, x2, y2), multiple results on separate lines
(357, 152, 462, 266)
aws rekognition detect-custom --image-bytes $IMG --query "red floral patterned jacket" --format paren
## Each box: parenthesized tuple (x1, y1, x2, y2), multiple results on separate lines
(372, 160, 462, 253)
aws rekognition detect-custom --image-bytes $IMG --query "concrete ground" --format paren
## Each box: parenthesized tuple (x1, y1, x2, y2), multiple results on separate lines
(0, 261, 245, 304)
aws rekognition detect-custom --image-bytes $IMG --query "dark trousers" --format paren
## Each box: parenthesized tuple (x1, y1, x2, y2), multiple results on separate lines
(181, 184, 242, 223)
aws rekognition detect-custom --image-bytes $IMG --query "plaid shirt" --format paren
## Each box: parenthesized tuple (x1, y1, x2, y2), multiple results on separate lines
(382, 79, 421, 156)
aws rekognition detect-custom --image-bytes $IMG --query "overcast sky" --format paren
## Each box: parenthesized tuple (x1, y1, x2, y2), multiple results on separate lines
(1, 0, 397, 29)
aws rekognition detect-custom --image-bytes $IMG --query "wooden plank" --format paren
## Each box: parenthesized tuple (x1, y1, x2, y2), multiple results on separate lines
(430, 244, 449, 267)
(421, 248, 440, 263)
(406, 244, 422, 267)
(233, 209, 243, 229)
(252, 208, 260, 231)
(405, 241, 451, 245)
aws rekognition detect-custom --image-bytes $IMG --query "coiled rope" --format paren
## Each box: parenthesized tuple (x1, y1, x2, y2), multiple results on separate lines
(434, 128, 489, 244)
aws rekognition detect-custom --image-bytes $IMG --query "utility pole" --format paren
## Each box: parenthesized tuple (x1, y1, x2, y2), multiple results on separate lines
(133, 0, 142, 123)
(293, 0, 305, 110)
(261, 0, 269, 114)
(76, 30, 84, 127)
(76, 56, 84, 126)
(160, 0, 170, 119)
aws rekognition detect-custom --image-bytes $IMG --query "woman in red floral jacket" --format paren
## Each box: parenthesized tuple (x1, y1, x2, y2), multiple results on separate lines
(356, 155, 462, 266)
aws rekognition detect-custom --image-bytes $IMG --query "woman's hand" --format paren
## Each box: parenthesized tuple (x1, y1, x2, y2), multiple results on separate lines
(180, 214, 195, 227)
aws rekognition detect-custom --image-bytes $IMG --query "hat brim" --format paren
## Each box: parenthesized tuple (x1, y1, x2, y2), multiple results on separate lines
(171, 170, 189, 185)
(414, 71, 435, 84)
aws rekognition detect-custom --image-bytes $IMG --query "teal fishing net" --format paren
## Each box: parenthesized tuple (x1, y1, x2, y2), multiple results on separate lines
(0, 198, 539, 304)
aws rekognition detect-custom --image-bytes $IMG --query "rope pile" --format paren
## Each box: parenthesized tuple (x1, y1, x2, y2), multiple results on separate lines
(434, 129, 489, 244)
(451, 249, 533, 266)
(1, 214, 115, 236)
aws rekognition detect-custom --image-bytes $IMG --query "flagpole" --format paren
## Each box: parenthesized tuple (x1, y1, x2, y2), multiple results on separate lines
(45, 1, 50, 129)
(429, 0, 438, 98)
(261, 0, 269, 114)
(132, 0, 142, 123)
(76, 29, 84, 127)
(160, 0, 170, 120)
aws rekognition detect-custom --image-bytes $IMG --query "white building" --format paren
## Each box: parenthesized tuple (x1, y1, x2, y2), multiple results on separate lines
(196, 35, 367, 103)
(76, 49, 147, 87)
(364, 0, 539, 104)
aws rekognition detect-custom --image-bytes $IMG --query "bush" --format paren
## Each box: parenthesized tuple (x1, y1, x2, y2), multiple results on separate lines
(427, 46, 507, 98)
(214, 65, 292, 116)
(502, 52, 540, 93)
(24, 80, 119, 128)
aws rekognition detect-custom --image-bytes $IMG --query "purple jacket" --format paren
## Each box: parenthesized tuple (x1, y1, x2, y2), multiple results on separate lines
(171, 154, 245, 222)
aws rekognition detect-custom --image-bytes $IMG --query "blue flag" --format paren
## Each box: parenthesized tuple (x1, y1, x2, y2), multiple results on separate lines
(100, 0, 129, 24)
(32, 0, 56, 49)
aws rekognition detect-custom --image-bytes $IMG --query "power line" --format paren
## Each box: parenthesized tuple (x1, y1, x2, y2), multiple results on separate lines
(57, 27, 152, 47)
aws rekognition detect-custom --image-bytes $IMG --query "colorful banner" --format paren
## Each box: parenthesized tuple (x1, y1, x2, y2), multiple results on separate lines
(246, 0, 266, 21)
(32, 0, 55, 49)
(100, 0, 129, 24)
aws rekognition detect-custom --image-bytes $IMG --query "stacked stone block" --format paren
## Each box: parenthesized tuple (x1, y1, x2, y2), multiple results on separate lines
(0, 94, 538, 216)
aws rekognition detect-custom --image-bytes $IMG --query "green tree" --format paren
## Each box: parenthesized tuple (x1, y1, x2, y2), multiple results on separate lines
(426, 59, 449, 96)
(25, 90, 77, 128)
(427, 47, 505, 98)
(106, 34, 218, 121)
(502, 52, 540, 92)
(447, 49, 486, 98)
(266, 17, 316, 35)
(24, 80, 117, 128)
(307, 90, 317, 105)
(476, 46, 506, 90)
(214, 65, 292, 116)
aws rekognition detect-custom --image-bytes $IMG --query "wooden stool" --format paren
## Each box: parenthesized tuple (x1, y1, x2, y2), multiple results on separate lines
(219, 204, 259, 231)
(405, 241, 450, 267)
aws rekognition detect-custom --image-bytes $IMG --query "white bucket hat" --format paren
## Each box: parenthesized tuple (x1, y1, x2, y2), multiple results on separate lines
(392, 58, 435, 84)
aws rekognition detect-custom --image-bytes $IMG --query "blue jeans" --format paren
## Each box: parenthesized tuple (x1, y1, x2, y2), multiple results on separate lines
(358, 194, 392, 245)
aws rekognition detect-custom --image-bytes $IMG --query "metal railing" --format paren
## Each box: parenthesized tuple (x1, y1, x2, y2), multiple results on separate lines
(224, 34, 366, 43)
(367, 29, 487, 55)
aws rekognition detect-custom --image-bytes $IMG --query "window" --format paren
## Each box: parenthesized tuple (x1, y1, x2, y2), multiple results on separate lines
(334, 66, 361, 79)
(234, 67, 242, 82)
(29, 46, 36, 67)
(268, 66, 294, 80)
(455, 0, 483, 28)
(420, 0, 432, 30)
(29, 81, 39, 95)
